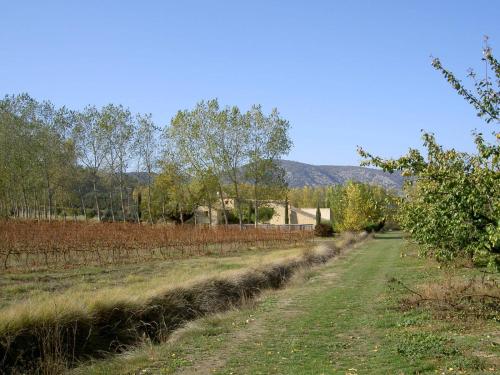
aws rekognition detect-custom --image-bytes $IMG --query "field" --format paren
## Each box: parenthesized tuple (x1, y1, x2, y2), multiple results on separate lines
(0, 241, 311, 311)
(0, 221, 313, 271)
(1, 226, 498, 374)
(0, 222, 346, 374)
(72, 233, 499, 375)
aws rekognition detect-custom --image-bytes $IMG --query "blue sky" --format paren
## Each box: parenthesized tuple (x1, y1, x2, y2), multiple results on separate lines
(1, 1, 499, 165)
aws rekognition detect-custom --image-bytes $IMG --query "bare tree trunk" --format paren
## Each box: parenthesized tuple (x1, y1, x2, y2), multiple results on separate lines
(34, 195, 38, 221)
(254, 199, 258, 227)
(233, 182, 243, 230)
(46, 179, 52, 222)
(15, 199, 20, 218)
(127, 190, 131, 220)
(53, 195, 57, 221)
(136, 191, 141, 224)
(28, 194, 34, 219)
(119, 172, 126, 222)
(79, 189, 88, 222)
(21, 187, 29, 220)
(218, 185, 228, 225)
(254, 184, 258, 228)
(93, 178, 101, 221)
(109, 191, 115, 222)
(208, 199, 213, 227)
(147, 187, 153, 224)
(237, 198, 243, 229)
(161, 197, 166, 222)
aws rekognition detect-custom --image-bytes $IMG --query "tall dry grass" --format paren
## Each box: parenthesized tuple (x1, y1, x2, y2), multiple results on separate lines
(398, 276, 500, 320)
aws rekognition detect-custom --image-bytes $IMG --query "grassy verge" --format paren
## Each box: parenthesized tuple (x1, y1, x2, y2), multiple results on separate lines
(73, 232, 499, 374)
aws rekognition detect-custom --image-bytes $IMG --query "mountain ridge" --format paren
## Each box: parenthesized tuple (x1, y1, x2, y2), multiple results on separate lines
(279, 160, 403, 190)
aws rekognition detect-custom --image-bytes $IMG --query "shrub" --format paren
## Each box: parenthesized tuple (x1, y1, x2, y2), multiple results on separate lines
(314, 223, 334, 237)
(364, 220, 385, 233)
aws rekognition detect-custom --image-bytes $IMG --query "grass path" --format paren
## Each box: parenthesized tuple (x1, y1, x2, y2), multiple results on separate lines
(75, 233, 498, 375)
(201, 232, 407, 374)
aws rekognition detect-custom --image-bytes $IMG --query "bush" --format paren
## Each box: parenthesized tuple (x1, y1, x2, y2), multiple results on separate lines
(364, 220, 385, 233)
(314, 223, 334, 237)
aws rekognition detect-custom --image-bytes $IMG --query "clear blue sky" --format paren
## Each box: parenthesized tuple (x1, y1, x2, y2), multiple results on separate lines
(1, 1, 499, 165)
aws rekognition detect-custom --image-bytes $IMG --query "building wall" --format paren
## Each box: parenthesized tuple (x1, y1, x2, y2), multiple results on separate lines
(268, 203, 286, 225)
(194, 206, 219, 225)
(194, 198, 235, 225)
(292, 207, 331, 225)
(268, 204, 331, 225)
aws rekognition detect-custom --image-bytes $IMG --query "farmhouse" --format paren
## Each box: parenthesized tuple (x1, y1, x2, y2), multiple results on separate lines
(194, 199, 330, 226)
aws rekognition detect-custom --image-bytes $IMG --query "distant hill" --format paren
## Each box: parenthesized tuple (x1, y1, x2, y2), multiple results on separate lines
(126, 161, 404, 191)
(125, 172, 152, 185)
(279, 160, 403, 190)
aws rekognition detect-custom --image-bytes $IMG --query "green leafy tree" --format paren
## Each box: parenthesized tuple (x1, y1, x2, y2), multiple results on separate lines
(0, 94, 78, 220)
(358, 39, 499, 268)
(170, 100, 231, 225)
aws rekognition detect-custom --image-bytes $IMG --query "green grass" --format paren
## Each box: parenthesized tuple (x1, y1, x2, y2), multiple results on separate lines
(73, 232, 499, 374)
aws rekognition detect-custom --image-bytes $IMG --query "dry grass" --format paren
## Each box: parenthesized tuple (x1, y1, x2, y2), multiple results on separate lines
(398, 275, 500, 321)
(0, 232, 368, 374)
(0, 245, 308, 310)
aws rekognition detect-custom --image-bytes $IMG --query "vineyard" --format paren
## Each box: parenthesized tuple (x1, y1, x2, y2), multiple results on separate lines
(0, 221, 313, 271)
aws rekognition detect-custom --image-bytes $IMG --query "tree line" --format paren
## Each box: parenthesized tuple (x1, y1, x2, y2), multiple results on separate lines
(0, 95, 291, 225)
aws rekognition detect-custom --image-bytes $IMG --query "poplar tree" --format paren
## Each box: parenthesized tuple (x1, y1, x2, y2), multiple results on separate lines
(245, 106, 292, 227)
(103, 104, 134, 221)
(135, 113, 159, 224)
(73, 106, 110, 221)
